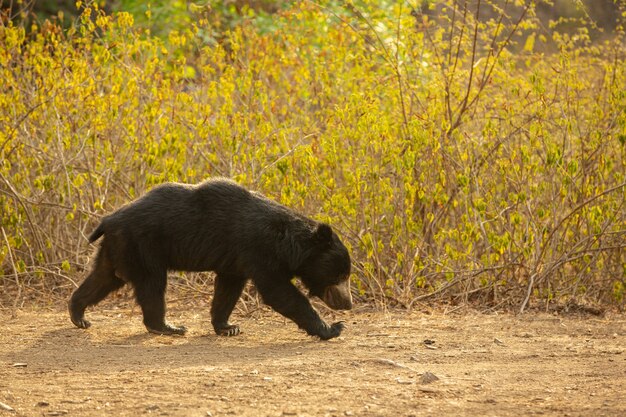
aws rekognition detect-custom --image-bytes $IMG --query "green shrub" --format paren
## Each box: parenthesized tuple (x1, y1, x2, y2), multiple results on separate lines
(1, 1, 624, 310)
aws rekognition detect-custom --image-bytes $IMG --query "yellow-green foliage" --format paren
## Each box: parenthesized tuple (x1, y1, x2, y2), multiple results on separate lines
(1, 1, 625, 308)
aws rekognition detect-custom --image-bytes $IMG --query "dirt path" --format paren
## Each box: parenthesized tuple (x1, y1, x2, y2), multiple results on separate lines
(1, 306, 624, 416)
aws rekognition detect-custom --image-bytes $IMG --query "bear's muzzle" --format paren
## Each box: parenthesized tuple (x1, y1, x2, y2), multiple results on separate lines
(322, 280, 353, 310)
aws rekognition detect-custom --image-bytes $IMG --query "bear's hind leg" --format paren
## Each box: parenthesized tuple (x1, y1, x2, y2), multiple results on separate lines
(134, 272, 187, 336)
(211, 273, 247, 336)
(69, 249, 125, 329)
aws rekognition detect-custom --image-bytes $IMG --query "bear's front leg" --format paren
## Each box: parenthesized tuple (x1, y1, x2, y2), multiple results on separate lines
(255, 280, 345, 340)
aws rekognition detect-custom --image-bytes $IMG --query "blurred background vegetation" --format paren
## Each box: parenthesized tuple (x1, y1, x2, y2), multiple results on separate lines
(1, 0, 625, 312)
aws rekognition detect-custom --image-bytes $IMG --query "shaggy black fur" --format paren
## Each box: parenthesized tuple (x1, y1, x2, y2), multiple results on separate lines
(69, 179, 352, 340)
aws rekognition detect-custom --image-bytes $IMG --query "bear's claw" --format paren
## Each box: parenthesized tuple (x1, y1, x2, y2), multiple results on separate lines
(215, 324, 241, 337)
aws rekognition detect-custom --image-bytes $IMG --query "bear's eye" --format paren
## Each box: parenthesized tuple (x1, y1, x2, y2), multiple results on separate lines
(333, 274, 349, 285)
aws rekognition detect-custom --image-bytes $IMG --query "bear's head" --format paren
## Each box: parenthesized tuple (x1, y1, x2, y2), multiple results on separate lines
(297, 223, 352, 311)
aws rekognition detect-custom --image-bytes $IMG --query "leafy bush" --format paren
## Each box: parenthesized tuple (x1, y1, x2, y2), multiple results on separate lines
(1, 0, 625, 310)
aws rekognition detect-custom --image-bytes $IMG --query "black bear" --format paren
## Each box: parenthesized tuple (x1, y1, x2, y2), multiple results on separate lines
(69, 178, 352, 340)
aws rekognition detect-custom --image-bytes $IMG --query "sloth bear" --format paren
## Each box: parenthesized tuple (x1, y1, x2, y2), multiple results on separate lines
(69, 178, 352, 340)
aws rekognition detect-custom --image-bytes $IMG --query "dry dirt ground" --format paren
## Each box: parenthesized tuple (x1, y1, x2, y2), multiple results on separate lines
(1, 304, 624, 417)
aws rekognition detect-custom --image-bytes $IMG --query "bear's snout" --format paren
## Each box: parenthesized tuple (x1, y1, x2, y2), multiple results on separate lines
(322, 280, 352, 310)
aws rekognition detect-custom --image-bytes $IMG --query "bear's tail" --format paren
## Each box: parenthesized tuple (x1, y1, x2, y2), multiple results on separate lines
(88, 222, 105, 243)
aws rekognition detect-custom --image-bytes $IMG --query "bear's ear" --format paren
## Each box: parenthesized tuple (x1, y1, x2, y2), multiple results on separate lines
(314, 223, 333, 244)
